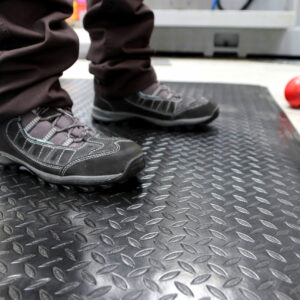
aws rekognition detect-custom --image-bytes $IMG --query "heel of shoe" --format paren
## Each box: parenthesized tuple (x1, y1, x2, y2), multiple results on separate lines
(92, 106, 129, 122)
(0, 155, 14, 166)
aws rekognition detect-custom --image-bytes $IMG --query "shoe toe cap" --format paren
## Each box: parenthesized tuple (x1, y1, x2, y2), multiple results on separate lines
(178, 98, 219, 120)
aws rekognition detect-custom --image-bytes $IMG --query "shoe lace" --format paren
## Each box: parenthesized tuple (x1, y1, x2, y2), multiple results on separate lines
(35, 107, 92, 142)
(152, 84, 181, 101)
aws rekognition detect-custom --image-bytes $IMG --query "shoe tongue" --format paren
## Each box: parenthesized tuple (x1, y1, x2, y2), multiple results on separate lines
(55, 111, 75, 130)
(142, 82, 179, 101)
(42, 108, 84, 138)
(21, 107, 94, 148)
(142, 82, 160, 95)
(21, 108, 59, 128)
(21, 111, 36, 128)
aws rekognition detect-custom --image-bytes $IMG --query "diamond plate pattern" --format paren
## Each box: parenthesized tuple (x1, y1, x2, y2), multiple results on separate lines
(0, 80, 299, 300)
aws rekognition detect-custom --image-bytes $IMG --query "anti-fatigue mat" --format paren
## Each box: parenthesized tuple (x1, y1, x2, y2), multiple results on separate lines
(0, 80, 299, 300)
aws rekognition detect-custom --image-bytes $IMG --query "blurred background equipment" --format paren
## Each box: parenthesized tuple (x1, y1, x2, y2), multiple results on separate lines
(144, 0, 300, 57)
(215, 0, 254, 10)
(67, 0, 87, 27)
(285, 76, 300, 108)
(73, 0, 300, 58)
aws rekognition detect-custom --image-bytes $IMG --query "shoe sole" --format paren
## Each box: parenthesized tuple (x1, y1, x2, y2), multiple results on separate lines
(0, 152, 145, 186)
(92, 106, 219, 127)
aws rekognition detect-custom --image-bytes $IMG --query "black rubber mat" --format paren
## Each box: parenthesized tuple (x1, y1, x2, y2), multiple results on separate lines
(0, 80, 300, 300)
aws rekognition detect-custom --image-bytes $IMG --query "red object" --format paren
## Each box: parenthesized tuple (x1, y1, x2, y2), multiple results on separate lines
(78, 0, 87, 18)
(285, 76, 300, 108)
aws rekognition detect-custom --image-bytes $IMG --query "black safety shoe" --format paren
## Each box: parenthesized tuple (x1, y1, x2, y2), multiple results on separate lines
(92, 82, 219, 126)
(0, 107, 145, 186)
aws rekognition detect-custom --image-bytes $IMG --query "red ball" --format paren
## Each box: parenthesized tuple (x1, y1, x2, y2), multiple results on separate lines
(285, 76, 300, 108)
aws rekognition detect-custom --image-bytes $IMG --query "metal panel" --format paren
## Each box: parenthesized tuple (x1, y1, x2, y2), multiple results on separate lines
(146, 0, 298, 29)
(0, 80, 300, 300)
(152, 10, 297, 29)
(150, 27, 300, 57)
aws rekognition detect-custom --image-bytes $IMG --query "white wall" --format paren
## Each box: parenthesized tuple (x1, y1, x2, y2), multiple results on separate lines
(144, 0, 295, 11)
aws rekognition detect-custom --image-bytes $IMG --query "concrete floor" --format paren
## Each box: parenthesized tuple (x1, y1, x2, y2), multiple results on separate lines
(62, 57, 300, 133)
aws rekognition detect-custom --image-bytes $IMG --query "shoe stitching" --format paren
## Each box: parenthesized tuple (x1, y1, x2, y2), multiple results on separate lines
(56, 149, 66, 165)
(61, 140, 124, 176)
(62, 138, 73, 147)
(42, 148, 55, 164)
(13, 130, 20, 143)
(126, 92, 208, 115)
(67, 150, 77, 164)
(6, 119, 129, 174)
(43, 127, 57, 141)
(24, 116, 40, 132)
(125, 97, 174, 116)
(37, 145, 46, 160)
(14, 120, 87, 151)
(88, 144, 109, 155)
(22, 139, 27, 150)
(6, 120, 61, 170)
(27, 144, 34, 156)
